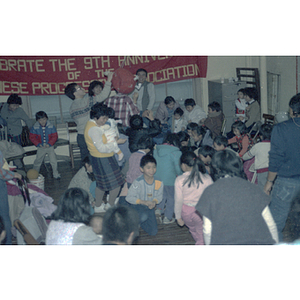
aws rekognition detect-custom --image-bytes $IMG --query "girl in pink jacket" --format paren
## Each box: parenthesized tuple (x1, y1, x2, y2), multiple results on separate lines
(174, 151, 213, 245)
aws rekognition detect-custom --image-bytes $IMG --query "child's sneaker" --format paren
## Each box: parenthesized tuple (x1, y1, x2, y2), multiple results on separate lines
(94, 203, 106, 213)
(104, 203, 111, 211)
(162, 216, 175, 224)
(53, 173, 61, 179)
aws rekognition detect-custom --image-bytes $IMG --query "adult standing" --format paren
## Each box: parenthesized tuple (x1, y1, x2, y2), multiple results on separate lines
(84, 103, 126, 213)
(130, 68, 155, 125)
(242, 87, 261, 130)
(264, 93, 300, 241)
(0, 94, 34, 144)
(65, 73, 113, 163)
(0, 94, 34, 168)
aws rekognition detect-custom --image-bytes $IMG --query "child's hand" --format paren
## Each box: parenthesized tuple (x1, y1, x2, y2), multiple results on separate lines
(116, 138, 126, 144)
(145, 200, 156, 209)
(177, 218, 185, 226)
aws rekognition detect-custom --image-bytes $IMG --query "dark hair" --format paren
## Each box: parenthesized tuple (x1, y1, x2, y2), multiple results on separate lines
(213, 135, 228, 147)
(129, 114, 143, 130)
(7, 93, 22, 105)
(243, 87, 258, 101)
(289, 93, 300, 117)
(137, 136, 154, 152)
(231, 120, 247, 135)
(184, 98, 196, 107)
(106, 107, 115, 119)
(64, 83, 77, 100)
(237, 88, 245, 94)
(197, 145, 216, 158)
(186, 122, 198, 131)
(88, 80, 104, 97)
(208, 101, 221, 112)
(192, 125, 206, 137)
(102, 205, 140, 244)
(35, 111, 48, 121)
(136, 68, 148, 76)
(90, 102, 108, 119)
(259, 123, 273, 140)
(0, 215, 5, 238)
(140, 154, 156, 168)
(163, 132, 181, 148)
(164, 96, 175, 105)
(50, 188, 91, 224)
(177, 131, 190, 143)
(174, 107, 184, 117)
(210, 150, 247, 181)
(180, 151, 206, 188)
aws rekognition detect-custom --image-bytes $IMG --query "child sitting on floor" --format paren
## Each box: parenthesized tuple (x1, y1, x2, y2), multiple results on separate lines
(227, 121, 252, 158)
(172, 107, 185, 133)
(119, 155, 163, 236)
(196, 145, 216, 174)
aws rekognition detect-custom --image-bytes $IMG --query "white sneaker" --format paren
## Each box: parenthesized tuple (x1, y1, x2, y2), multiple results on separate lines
(163, 216, 175, 224)
(104, 203, 111, 211)
(94, 203, 106, 213)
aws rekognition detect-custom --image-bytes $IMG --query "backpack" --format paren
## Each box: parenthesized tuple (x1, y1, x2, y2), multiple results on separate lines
(15, 179, 48, 245)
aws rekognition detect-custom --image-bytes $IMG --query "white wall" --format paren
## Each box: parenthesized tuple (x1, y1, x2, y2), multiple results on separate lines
(266, 56, 297, 111)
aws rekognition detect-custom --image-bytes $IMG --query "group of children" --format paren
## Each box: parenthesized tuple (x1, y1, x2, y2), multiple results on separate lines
(5, 84, 271, 245)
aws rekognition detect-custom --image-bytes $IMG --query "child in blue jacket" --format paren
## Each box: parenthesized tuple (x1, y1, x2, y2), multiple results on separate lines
(29, 111, 61, 179)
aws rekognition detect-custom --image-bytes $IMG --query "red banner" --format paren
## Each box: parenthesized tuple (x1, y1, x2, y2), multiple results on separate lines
(0, 56, 207, 96)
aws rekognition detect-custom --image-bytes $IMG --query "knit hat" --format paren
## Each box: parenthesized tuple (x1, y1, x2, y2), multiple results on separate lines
(111, 68, 136, 94)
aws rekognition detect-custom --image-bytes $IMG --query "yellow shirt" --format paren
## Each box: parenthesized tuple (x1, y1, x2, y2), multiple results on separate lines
(84, 120, 114, 158)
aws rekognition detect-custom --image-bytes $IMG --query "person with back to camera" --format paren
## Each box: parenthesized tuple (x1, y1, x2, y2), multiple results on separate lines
(84, 103, 126, 213)
(195, 149, 278, 245)
(46, 187, 102, 245)
(174, 151, 213, 245)
(153, 133, 182, 224)
(125, 113, 161, 153)
(102, 205, 140, 245)
(65, 72, 113, 164)
(68, 155, 95, 208)
(182, 98, 206, 130)
(29, 111, 61, 179)
(264, 93, 300, 242)
(120, 155, 163, 236)
(155, 96, 181, 133)
(242, 123, 273, 189)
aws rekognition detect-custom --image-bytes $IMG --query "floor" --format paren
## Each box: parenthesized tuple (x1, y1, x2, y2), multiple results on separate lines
(16, 159, 195, 245)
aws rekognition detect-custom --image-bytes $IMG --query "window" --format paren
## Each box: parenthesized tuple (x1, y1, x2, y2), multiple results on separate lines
(28, 79, 194, 125)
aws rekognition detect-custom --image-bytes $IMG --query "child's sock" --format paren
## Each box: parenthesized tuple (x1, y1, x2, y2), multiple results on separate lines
(117, 150, 124, 161)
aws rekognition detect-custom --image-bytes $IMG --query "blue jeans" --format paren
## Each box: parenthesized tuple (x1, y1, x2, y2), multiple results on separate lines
(0, 179, 12, 244)
(270, 176, 300, 241)
(119, 196, 158, 236)
(77, 134, 89, 164)
(156, 185, 175, 220)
